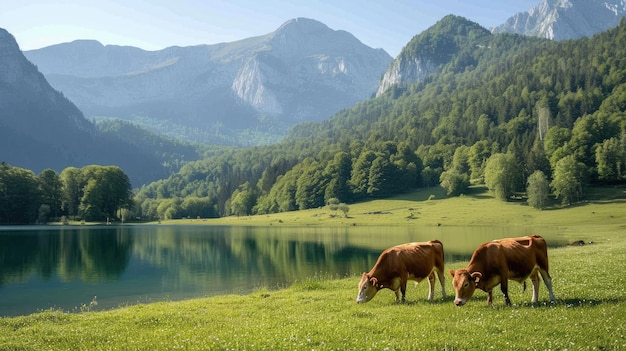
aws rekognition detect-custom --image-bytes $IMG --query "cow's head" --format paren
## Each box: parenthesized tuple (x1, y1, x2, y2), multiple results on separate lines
(356, 273, 380, 303)
(448, 269, 482, 306)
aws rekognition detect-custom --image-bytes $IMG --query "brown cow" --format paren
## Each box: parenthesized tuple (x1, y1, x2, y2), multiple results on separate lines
(356, 240, 446, 303)
(448, 235, 556, 306)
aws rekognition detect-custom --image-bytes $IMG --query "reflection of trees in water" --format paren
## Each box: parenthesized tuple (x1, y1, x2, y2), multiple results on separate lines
(130, 226, 384, 289)
(0, 228, 132, 285)
(1, 225, 564, 290)
(0, 232, 40, 286)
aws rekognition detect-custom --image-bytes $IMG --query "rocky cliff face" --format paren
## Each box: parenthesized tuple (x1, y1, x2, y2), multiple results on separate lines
(376, 56, 438, 97)
(24, 18, 392, 145)
(492, 0, 626, 40)
(376, 15, 491, 97)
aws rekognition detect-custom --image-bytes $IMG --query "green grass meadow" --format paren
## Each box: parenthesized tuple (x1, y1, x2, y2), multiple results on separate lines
(2, 186, 626, 350)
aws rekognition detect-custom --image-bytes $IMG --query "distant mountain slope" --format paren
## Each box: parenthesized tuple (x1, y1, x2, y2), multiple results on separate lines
(24, 18, 392, 145)
(0, 28, 181, 186)
(492, 0, 626, 40)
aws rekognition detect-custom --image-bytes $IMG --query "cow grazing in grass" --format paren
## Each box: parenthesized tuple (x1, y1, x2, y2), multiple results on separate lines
(356, 240, 446, 303)
(448, 235, 556, 306)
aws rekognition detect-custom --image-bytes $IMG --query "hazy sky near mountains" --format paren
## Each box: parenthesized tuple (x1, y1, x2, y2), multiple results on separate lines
(2, 0, 539, 57)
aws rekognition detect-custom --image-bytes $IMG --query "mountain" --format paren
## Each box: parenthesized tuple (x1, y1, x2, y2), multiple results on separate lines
(377, 15, 491, 96)
(0, 28, 185, 186)
(134, 17, 626, 218)
(492, 0, 626, 40)
(24, 18, 392, 145)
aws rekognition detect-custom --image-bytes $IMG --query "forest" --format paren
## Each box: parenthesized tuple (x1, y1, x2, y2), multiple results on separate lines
(131, 16, 626, 221)
(0, 163, 133, 224)
(2, 16, 625, 224)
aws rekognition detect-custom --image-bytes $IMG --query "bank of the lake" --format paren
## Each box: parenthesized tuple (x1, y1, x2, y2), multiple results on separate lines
(2, 186, 625, 350)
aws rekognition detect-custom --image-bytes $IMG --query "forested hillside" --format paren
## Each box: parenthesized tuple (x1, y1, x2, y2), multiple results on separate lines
(133, 15, 626, 220)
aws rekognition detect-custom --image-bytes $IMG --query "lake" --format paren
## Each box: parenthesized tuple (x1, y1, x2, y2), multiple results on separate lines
(0, 224, 567, 317)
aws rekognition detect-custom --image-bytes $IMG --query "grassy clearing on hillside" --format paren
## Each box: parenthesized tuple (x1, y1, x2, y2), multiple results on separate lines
(4, 186, 626, 350)
(169, 185, 626, 229)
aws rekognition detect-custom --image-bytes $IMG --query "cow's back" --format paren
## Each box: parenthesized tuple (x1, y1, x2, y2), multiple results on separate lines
(396, 241, 443, 277)
(470, 235, 549, 281)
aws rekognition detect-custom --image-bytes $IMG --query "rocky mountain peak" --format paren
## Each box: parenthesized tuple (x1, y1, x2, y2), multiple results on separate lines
(0, 28, 20, 52)
(265, 17, 366, 58)
(376, 15, 490, 97)
(273, 17, 332, 36)
(492, 0, 626, 40)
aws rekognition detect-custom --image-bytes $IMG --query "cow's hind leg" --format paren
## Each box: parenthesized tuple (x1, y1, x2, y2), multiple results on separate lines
(427, 272, 435, 301)
(539, 268, 556, 302)
(434, 268, 446, 300)
(399, 277, 408, 303)
(530, 272, 540, 303)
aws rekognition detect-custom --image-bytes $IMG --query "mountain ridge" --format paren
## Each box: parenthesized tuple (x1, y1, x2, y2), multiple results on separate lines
(24, 18, 392, 145)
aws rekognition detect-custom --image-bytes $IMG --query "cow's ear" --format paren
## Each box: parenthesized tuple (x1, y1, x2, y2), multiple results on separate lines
(448, 269, 456, 278)
(471, 272, 482, 284)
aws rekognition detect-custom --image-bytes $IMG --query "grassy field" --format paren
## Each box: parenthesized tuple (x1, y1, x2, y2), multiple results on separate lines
(3, 186, 626, 350)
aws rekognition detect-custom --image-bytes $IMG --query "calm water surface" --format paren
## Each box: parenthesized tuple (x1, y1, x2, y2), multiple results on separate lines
(0, 224, 566, 316)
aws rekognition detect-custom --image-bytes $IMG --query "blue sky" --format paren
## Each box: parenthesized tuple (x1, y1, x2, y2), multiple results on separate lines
(1, 0, 539, 57)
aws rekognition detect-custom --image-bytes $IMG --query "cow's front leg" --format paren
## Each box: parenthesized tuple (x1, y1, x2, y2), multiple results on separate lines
(487, 290, 493, 305)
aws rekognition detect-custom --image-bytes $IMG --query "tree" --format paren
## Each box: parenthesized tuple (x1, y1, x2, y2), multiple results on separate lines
(439, 146, 471, 196)
(182, 196, 218, 218)
(38, 169, 62, 221)
(468, 140, 491, 182)
(543, 127, 572, 166)
(349, 151, 376, 199)
(595, 137, 625, 182)
(295, 158, 327, 210)
(526, 170, 550, 209)
(338, 203, 350, 217)
(323, 152, 352, 203)
(568, 112, 621, 171)
(367, 155, 394, 197)
(60, 167, 83, 218)
(230, 182, 257, 216)
(0, 163, 41, 224)
(439, 170, 470, 196)
(526, 138, 552, 178)
(550, 155, 587, 205)
(157, 197, 182, 220)
(79, 166, 133, 221)
(421, 166, 439, 189)
(484, 153, 519, 201)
